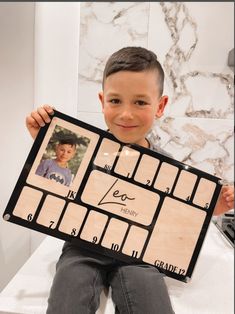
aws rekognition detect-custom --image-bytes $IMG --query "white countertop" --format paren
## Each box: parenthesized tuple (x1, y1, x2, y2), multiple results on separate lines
(0, 222, 233, 314)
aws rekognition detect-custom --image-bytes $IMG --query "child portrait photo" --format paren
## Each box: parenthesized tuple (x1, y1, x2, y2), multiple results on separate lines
(35, 125, 90, 187)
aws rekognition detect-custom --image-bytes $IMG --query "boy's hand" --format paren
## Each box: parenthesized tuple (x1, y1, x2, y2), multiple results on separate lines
(26, 105, 54, 139)
(213, 185, 234, 216)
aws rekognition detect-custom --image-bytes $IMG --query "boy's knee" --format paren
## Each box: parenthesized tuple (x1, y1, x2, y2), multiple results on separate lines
(120, 264, 164, 286)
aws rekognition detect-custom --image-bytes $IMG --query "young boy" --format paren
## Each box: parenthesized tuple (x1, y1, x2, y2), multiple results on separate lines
(35, 137, 77, 186)
(26, 47, 234, 314)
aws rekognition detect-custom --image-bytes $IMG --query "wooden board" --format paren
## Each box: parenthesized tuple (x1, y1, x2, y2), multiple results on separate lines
(3, 110, 222, 282)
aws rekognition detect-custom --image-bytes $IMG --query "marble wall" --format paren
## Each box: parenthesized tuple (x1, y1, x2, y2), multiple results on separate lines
(78, 2, 234, 184)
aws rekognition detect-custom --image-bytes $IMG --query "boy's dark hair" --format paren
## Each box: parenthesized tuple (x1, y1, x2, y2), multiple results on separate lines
(102, 46, 165, 96)
(58, 134, 77, 147)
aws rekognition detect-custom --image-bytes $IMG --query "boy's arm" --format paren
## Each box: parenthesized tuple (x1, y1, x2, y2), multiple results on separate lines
(25, 105, 54, 139)
(35, 159, 49, 177)
(213, 185, 234, 216)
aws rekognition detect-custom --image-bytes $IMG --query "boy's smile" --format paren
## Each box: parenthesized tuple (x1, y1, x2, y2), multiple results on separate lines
(99, 70, 168, 148)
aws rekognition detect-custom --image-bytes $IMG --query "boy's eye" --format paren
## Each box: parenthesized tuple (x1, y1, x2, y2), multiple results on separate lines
(109, 99, 120, 104)
(135, 100, 147, 106)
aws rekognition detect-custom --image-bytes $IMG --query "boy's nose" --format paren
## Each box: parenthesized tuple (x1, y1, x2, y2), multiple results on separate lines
(119, 105, 134, 120)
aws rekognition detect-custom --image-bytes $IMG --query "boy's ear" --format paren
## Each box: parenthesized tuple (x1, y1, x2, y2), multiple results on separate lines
(155, 95, 168, 118)
(98, 92, 104, 112)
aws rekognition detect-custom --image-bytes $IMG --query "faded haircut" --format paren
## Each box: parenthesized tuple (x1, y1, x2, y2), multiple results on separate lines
(102, 46, 165, 96)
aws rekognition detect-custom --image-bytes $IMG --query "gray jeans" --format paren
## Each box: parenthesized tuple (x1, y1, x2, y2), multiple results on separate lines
(47, 242, 174, 314)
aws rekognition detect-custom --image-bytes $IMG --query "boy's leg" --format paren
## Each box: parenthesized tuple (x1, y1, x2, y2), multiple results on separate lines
(46, 243, 108, 314)
(109, 264, 174, 314)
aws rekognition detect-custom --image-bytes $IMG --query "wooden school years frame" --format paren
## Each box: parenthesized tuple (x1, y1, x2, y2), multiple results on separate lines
(3, 110, 222, 282)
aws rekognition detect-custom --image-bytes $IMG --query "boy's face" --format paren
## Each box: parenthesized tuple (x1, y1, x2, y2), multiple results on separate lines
(99, 70, 168, 147)
(55, 144, 76, 163)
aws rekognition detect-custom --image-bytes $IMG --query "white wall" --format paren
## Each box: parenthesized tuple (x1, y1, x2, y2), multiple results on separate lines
(0, 2, 80, 290)
(0, 3, 35, 291)
(34, 2, 80, 116)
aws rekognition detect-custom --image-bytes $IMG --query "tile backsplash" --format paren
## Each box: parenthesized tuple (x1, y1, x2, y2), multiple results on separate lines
(78, 2, 234, 184)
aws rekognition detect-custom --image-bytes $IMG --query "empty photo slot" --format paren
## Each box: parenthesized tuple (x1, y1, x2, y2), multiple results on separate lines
(173, 170, 197, 201)
(154, 162, 179, 194)
(58, 203, 87, 237)
(80, 210, 108, 244)
(12, 186, 43, 221)
(193, 178, 216, 209)
(101, 218, 129, 252)
(94, 138, 120, 170)
(122, 226, 148, 258)
(36, 195, 65, 229)
(143, 197, 206, 274)
(134, 154, 160, 186)
(114, 146, 140, 178)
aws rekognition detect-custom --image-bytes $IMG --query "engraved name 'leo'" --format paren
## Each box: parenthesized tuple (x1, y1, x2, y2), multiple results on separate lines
(98, 179, 135, 207)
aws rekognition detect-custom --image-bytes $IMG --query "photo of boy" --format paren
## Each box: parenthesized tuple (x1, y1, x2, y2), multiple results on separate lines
(35, 126, 90, 187)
